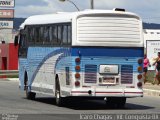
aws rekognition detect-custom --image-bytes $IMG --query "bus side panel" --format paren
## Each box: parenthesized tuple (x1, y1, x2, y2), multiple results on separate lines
(55, 50, 73, 97)
(25, 47, 71, 95)
(19, 58, 29, 90)
(27, 47, 47, 93)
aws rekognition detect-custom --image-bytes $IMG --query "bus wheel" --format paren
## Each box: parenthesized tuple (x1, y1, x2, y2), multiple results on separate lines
(106, 97, 126, 108)
(116, 97, 126, 108)
(55, 77, 64, 107)
(106, 97, 116, 108)
(25, 75, 36, 100)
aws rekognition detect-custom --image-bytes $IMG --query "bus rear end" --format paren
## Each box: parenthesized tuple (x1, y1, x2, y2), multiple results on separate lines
(70, 10, 144, 100)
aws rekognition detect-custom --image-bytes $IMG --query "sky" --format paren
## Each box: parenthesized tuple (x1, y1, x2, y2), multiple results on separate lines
(15, 0, 160, 23)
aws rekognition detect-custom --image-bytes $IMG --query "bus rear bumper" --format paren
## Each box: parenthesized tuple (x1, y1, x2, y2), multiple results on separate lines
(71, 88, 143, 98)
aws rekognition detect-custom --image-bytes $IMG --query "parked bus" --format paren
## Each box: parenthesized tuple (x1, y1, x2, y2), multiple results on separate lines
(15, 9, 144, 108)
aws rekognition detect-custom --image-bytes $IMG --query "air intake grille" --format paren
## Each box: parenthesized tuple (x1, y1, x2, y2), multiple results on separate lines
(85, 64, 97, 83)
(121, 65, 133, 84)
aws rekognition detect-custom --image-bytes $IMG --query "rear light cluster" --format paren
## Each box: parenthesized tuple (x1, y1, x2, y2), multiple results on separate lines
(75, 81, 80, 86)
(75, 73, 80, 78)
(75, 66, 80, 71)
(75, 57, 81, 87)
(137, 82, 142, 87)
(137, 74, 142, 80)
(75, 58, 80, 63)
(137, 58, 143, 88)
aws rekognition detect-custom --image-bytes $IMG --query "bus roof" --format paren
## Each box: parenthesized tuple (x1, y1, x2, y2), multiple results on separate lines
(21, 9, 140, 29)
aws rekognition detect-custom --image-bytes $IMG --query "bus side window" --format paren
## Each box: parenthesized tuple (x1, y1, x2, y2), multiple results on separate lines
(49, 26, 52, 43)
(27, 27, 31, 43)
(35, 26, 40, 44)
(32, 27, 36, 44)
(39, 26, 44, 44)
(28, 26, 35, 45)
(44, 26, 49, 44)
(62, 25, 68, 44)
(52, 25, 58, 45)
(68, 25, 71, 44)
(58, 26, 62, 45)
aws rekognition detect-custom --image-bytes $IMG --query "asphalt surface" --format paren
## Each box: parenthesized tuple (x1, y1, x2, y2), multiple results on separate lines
(0, 80, 160, 120)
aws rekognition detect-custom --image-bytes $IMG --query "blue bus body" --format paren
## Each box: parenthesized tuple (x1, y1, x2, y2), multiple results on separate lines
(19, 46, 143, 97)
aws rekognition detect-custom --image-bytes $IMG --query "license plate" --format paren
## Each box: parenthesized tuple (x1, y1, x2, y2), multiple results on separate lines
(99, 65, 119, 74)
(103, 77, 115, 84)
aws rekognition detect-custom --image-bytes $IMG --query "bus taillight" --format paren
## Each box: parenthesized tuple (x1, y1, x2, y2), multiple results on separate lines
(137, 66, 142, 72)
(75, 81, 80, 87)
(138, 59, 143, 64)
(75, 58, 80, 63)
(137, 82, 142, 87)
(75, 73, 80, 78)
(75, 66, 80, 71)
(137, 74, 142, 80)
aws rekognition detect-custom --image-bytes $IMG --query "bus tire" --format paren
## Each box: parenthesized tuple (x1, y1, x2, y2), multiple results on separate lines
(25, 73, 36, 100)
(116, 97, 126, 108)
(106, 97, 116, 108)
(55, 77, 64, 107)
(106, 97, 126, 108)
(26, 92, 36, 100)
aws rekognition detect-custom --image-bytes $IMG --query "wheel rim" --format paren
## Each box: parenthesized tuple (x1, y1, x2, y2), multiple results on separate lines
(56, 85, 60, 104)
(25, 80, 28, 98)
(56, 90, 60, 99)
(56, 78, 63, 106)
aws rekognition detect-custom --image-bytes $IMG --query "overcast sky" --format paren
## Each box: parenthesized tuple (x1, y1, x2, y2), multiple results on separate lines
(15, 0, 160, 23)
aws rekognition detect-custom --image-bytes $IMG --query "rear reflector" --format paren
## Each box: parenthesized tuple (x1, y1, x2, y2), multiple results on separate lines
(137, 74, 143, 80)
(75, 81, 80, 86)
(75, 73, 80, 78)
(137, 82, 142, 87)
(138, 59, 143, 64)
(75, 66, 80, 71)
(137, 66, 142, 72)
(75, 58, 80, 63)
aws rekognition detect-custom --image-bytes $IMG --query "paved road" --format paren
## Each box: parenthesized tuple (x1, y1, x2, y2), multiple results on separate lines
(0, 80, 160, 120)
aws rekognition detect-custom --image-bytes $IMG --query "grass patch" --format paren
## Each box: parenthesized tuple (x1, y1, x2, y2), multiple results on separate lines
(6, 74, 19, 78)
(0, 74, 19, 78)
